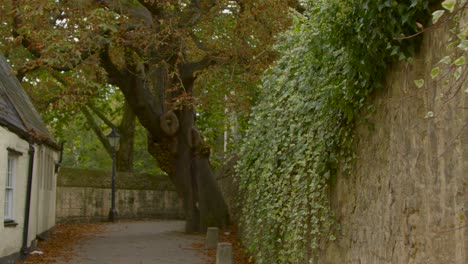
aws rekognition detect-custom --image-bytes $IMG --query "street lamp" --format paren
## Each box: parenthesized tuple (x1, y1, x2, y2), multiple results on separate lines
(106, 128, 120, 222)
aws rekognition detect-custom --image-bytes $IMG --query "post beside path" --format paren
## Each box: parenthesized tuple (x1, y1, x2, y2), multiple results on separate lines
(216, 242, 232, 264)
(206, 227, 219, 249)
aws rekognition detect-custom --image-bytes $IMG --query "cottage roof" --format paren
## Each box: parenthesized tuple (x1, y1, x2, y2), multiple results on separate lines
(0, 52, 58, 149)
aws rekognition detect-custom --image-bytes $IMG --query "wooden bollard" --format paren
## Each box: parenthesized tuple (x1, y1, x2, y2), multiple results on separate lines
(216, 242, 232, 264)
(205, 227, 219, 249)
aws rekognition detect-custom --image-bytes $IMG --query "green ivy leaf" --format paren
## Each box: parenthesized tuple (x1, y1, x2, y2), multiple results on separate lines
(432, 10, 445, 24)
(457, 32, 466, 40)
(457, 40, 468, 51)
(414, 79, 425, 88)
(447, 41, 459, 49)
(431, 67, 440, 79)
(453, 56, 465, 66)
(438, 55, 452, 64)
(454, 67, 462, 80)
(424, 111, 434, 118)
(441, 0, 456, 12)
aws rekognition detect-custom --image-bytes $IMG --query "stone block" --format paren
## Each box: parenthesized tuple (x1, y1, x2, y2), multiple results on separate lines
(216, 242, 232, 264)
(205, 227, 219, 249)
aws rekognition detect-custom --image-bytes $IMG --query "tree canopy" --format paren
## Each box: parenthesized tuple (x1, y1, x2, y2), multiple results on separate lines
(0, 0, 298, 232)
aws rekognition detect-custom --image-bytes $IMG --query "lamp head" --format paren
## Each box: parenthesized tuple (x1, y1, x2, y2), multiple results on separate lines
(106, 128, 120, 150)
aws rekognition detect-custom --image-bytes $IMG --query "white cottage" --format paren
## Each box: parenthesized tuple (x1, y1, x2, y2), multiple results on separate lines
(0, 53, 60, 263)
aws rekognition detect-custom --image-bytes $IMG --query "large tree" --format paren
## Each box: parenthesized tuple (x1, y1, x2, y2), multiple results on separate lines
(1, 0, 296, 232)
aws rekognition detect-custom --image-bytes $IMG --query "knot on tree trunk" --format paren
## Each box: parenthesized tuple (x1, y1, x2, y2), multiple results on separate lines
(147, 140, 175, 175)
(188, 127, 211, 157)
(187, 127, 202, 148)
(160, 111, 179, 136)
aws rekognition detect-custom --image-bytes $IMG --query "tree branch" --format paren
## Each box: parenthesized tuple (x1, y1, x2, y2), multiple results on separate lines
(12, 0, 100, 79)
(287, 0, 305, 14)
(100, 46, 164, 138)
(81, 106, 113, 155)
(180, 56, 215, 80)
(189, 32, 211, 52)
(95, 0, 153, 26)
(88, 103, 117, 129)
(180, 0, 218, 29)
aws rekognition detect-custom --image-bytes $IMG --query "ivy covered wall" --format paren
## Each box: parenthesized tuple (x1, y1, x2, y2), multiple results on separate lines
(319, 19, 467, 264)
(235, 0, 466, 263)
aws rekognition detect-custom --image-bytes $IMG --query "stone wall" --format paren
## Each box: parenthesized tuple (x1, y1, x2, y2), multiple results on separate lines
(216, 155, 241, 223)
(56, 168, 184, 223)
(319, 23, 467, 263)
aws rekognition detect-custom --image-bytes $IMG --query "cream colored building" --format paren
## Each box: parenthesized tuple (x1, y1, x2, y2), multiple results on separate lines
(0, 53, 59, 263)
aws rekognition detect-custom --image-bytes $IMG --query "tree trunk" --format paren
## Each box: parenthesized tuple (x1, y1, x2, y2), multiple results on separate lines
(101, 51, 229, 232)
(175, 106, 229, 232)
(116, 103, 135, 172)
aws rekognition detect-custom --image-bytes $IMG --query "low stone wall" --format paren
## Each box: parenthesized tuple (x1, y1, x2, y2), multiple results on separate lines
(56, 168, 184, 223)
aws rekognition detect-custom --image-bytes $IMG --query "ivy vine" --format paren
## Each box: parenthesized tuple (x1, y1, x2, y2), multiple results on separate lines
(235, 0, 439, 263)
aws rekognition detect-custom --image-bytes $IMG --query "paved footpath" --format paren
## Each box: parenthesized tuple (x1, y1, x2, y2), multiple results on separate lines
(57, 220, 208, 264)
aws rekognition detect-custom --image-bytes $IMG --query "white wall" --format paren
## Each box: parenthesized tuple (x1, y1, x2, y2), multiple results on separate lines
(0, 126, 58, 259)
(0, 126, 29, 258)
(28, 145, 58, 243)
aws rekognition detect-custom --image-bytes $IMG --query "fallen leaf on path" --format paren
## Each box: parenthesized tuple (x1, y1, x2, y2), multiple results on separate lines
(193, 225, 253, 264)
(16, 222, 107, 264)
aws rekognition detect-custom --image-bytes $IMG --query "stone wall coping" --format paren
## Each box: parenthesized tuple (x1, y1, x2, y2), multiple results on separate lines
(57, 167, 175, 191)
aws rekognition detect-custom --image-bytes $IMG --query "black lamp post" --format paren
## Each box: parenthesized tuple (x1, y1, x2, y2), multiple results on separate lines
(106, 128, 120, 222)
